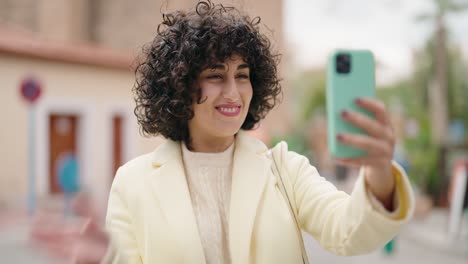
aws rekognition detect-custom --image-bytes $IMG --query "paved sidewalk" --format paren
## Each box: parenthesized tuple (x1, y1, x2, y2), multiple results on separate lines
(1, 209, 467, 263)
(304, 208, 468, 264)
(0, 217, 64, 264)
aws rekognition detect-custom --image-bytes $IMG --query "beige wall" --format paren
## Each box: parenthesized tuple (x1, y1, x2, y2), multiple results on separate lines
(93, 0, 284, 52)
(0, 53, 163, 208)
(0, 0, 38, 31)
(0, 0, 289, 208)
(37, 0, 91, 42)
(0, 0, 284, 55)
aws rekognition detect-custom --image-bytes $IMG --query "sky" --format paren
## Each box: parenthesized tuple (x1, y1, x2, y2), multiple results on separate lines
(284, 0, 468, 85)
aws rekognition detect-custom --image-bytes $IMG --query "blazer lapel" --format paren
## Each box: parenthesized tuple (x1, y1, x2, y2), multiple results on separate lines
(149, 140, 206, 263)
(229, 131, 270, 263)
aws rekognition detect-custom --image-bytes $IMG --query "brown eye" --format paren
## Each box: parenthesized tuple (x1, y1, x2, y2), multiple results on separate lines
(207, 74, 223, 79)
(236, 74, 249, 79)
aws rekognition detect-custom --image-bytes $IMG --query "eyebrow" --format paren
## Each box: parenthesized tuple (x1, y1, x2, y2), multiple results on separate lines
(237, 63, 249, 70)
(209, 63, 250, 71)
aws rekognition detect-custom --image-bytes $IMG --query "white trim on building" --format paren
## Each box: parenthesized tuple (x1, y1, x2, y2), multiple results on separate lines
(35, 97, 95, 197)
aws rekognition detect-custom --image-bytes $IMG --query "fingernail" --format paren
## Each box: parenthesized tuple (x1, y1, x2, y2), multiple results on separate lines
(341, 110, 349, 118)
(355, 98, 363, 105)
(337, 134, 344, 141)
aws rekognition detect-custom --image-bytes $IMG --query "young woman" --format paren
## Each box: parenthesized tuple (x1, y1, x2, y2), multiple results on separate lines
(31, 1, 414, 263)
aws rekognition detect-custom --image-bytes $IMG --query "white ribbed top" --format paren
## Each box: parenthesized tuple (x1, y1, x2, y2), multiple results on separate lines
(181, 142, 234, 264)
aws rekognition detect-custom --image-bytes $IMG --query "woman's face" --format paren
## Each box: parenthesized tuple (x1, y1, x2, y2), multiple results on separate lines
(188, 54, 253, 141)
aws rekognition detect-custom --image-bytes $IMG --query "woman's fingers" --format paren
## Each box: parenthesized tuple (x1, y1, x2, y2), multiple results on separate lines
(335, 98, 396, 177)
(334, 157, 367, 168)
(335, 157, 388, 168)
(341, 110, 391, 140)
(355, 97, 390, 126)
(339, 97, 396, 155)
(337, 133, 392, 157)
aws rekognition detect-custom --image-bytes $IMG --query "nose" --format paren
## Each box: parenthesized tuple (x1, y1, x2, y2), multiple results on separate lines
(223, 77, 240, 101)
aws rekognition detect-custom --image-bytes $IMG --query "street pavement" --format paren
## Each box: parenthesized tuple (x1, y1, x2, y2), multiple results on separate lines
(303, 209, 468, 264)
(0, 216, 63, 264)
(1, 209, 467, 263)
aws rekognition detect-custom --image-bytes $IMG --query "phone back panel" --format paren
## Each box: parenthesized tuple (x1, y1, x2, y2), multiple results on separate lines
(326, 50, 375, 158)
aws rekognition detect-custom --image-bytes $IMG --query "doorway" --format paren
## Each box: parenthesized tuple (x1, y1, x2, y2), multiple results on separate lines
(48, 114, 79, 194)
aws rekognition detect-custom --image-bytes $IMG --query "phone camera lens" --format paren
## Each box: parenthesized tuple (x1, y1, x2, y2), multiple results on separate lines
(336, 53, 351, 74)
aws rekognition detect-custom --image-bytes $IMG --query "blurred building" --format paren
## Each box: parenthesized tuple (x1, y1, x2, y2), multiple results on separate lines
(0, 0, 286, 209)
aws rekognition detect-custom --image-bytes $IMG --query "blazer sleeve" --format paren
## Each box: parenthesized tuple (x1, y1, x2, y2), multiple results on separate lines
(274, 142, 415, 256)
(102, 167, 143, 264)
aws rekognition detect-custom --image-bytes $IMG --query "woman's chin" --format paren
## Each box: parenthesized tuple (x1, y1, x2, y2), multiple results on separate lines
(213, 125, 243, 138)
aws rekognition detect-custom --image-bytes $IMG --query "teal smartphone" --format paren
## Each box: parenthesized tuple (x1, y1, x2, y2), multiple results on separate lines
(326, 49, 376, 158)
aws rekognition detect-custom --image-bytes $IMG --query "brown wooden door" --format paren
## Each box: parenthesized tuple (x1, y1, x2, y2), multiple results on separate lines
(49, 114, 78, 194)
(112, 115, 123, 178)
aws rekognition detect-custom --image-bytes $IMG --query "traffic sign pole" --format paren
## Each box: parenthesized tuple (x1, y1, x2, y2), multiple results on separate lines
(27, 106, 36, 215)
(20, 76, 42, 216)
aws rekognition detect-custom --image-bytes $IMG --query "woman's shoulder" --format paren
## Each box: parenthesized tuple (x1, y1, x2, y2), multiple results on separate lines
(269, 140, 300, 161)
(269, 140, 316, 174)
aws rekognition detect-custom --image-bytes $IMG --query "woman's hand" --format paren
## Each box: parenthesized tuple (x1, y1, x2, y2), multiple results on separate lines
(30, 193, 110, 264)
(334, 97, 396, 210)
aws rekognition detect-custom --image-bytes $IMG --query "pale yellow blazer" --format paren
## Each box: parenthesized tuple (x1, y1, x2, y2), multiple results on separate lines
(104, 130, 415, 264)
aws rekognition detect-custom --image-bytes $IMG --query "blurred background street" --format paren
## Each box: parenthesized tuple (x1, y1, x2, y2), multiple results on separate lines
(1, 196, 466, 263)
(1, 0, 468, 263)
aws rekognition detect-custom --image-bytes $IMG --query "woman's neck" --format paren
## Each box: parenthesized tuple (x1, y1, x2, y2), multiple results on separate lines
(188, 134, 235, 153)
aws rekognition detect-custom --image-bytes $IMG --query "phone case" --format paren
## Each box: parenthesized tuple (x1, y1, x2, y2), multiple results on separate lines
(326, 49, 375, 158)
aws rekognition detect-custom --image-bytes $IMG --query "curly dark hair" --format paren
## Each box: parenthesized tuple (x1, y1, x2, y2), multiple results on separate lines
(133, 0, 282, 145)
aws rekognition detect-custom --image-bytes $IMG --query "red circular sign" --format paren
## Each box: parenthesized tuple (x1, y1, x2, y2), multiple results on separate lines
(20, 77, 42, 104)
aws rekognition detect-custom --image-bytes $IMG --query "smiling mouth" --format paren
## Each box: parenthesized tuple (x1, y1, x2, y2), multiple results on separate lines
(215, 106, 241, 117)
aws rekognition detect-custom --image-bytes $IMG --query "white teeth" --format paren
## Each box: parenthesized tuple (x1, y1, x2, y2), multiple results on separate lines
(220, 107, 238, 113)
